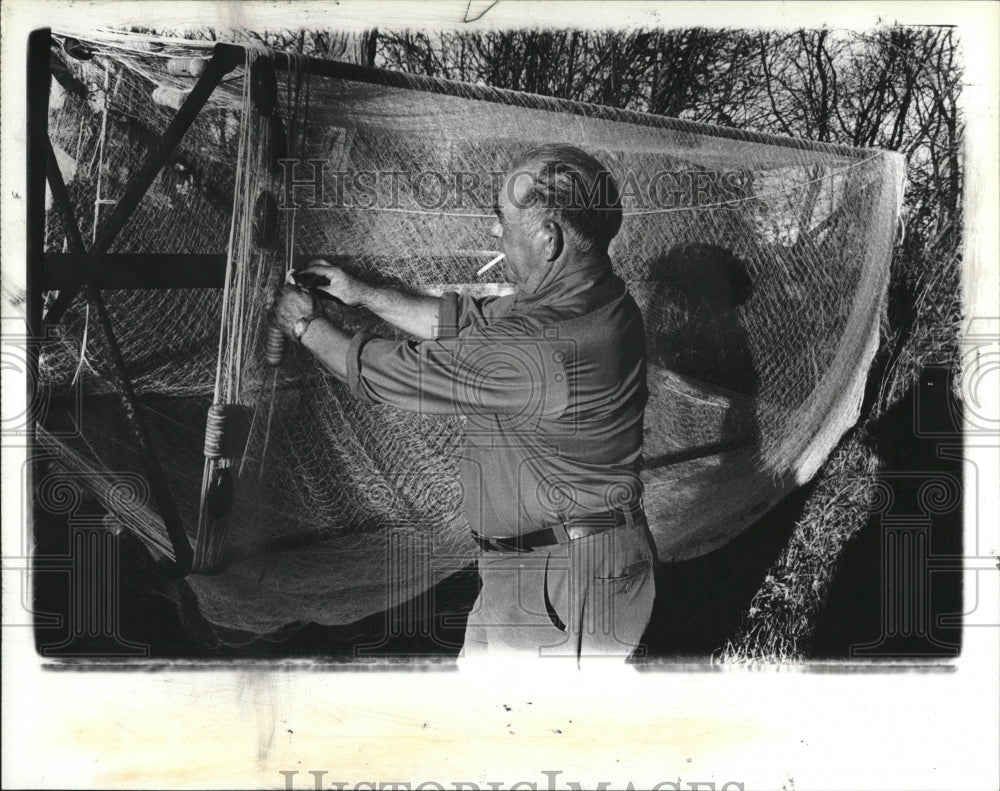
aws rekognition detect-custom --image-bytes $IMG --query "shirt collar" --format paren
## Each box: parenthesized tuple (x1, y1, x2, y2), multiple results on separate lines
(513, 257, 618, 311)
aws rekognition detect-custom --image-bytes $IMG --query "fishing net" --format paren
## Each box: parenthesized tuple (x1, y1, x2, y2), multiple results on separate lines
(39, 30, 904, 643)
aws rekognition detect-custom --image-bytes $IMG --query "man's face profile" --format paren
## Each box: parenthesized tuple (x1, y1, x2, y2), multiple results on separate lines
(491, 161, 552, 292)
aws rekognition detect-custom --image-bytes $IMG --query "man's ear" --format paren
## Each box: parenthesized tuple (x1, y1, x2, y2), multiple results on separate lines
(535, 220, 564, 262)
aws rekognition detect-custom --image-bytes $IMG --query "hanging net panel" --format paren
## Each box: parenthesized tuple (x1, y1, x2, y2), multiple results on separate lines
(39, 31, 904, 643)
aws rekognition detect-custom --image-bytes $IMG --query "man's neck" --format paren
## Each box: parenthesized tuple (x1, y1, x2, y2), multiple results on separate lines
(517, 251, 612, 304)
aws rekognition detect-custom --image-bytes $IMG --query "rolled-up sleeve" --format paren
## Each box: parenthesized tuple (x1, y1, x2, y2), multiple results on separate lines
(345, 331, 377, 404)
(346, 326, 570, 419)
(437, 292, 461, 339)
(436, 291, 511, 339)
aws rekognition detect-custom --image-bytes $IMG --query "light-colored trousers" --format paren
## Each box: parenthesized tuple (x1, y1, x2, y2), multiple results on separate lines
(461, 517, 657, 663)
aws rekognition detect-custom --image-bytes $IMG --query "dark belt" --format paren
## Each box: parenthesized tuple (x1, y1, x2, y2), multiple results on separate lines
(472, 504, 644, 553)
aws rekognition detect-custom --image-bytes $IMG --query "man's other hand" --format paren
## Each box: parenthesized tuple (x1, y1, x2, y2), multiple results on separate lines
(272, 285, 321, 339)
(292, 259, 440, 340)
(294, 259, 364, 306)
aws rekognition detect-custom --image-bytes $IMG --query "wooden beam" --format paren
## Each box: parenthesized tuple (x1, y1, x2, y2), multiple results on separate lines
(27, 28, 50, 388)
(26, 29, 52, 608)
(40, 253, 517, 292)
(210, 42, 870, 160)
(43, 253, 227, 289)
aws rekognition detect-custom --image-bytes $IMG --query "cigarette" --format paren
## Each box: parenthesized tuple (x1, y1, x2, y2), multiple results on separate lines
(477, 253, 505, 277)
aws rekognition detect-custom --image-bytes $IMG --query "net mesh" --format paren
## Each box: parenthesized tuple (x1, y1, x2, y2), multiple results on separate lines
(40, 32, 904, 642)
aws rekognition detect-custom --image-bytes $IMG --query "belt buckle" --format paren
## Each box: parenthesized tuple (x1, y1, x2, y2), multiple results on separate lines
(566, 513, 615, 536)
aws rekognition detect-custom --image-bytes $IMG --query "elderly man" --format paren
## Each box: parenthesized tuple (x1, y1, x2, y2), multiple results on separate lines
(272, 144, 656, 662)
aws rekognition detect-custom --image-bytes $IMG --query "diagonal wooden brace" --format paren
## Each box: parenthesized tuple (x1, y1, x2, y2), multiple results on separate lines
(46, 140, 195, 575)
(43, 43, 242, 326)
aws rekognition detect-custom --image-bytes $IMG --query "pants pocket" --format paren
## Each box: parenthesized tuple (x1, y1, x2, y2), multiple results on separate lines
(594, 559, 652, 594)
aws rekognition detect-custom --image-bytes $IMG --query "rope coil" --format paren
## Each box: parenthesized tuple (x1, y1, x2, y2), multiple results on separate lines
(264, 324, 286, 367)
(204, 403, 242, 459)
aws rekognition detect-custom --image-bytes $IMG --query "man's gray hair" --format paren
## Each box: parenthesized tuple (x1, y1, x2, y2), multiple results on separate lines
(510, 144, 623, 253)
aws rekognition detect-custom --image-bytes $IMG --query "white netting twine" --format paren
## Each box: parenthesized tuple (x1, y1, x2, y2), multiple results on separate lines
(40, 32, 903, 642)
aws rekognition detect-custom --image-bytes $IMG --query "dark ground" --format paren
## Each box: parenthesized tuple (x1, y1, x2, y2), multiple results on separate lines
(32, 366, 962, 663)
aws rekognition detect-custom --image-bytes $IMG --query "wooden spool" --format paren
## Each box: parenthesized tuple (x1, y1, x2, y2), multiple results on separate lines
(252, 191, 279, 248)
(203, 403, 236, 460)
(250, 56, 278, 117)
(166, 57, 207, 77)
(151, 86, 188, 111)
(265, 324, 287, 367)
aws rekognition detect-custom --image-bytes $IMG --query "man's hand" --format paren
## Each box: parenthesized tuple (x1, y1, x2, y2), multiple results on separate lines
(271, 285, 321, 339)
(270, 284, 353, 381)
(292, 259, 365, 306)
(292, 257, 441, 340)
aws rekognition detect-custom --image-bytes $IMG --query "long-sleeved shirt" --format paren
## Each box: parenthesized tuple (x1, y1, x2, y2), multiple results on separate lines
(345, 262, 648, 539)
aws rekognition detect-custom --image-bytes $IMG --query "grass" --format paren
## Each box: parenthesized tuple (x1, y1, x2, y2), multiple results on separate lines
(718, 241, 962, 662)
(719, 427, 879, 662)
